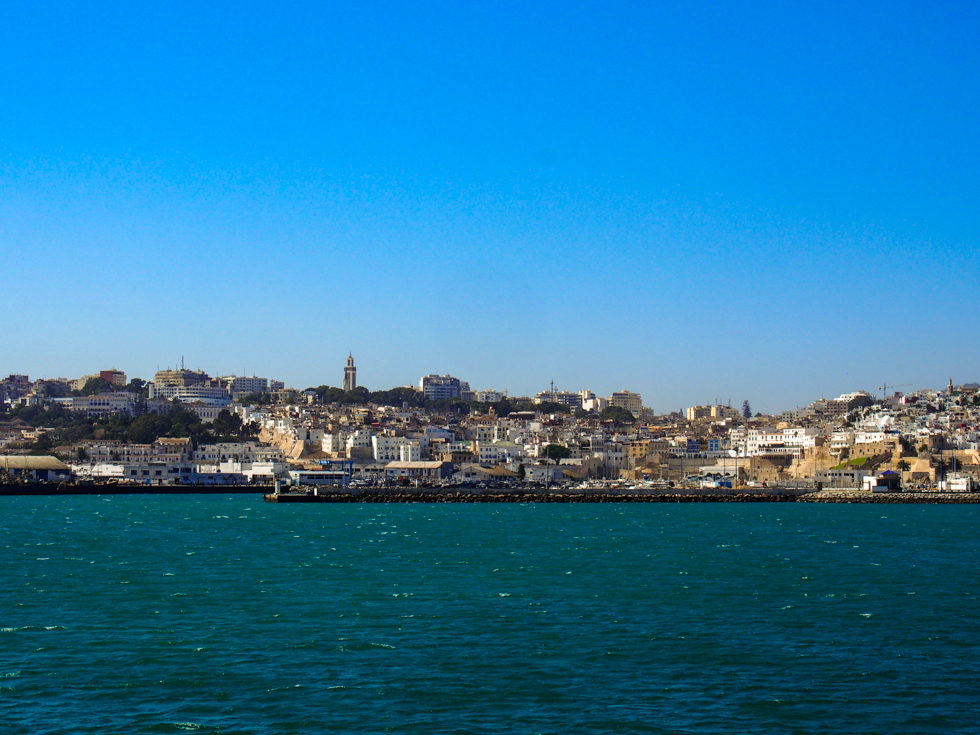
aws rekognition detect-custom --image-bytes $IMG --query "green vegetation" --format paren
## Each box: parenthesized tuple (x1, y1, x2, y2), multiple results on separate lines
(600, 405, 636, 424)
(307, 385, 427, 408)
(542, 443, 572, 463)
(74, 377, 114, 396)
(123, 378, 147, 395)
(11, 403, 258, 450)
(534, 401, 571, 414)
(238, 392, 275, 406)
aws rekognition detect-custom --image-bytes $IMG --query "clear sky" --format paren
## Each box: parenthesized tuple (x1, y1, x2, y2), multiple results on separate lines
(2, 1, 978, 414)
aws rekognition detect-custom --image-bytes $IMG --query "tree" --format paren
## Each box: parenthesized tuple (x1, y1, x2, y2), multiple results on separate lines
(31, 432, 53, 452)
(542, 443, 571, 463)
(599, 405, 635, 424)
(126, 413, 171, 444)
(489, 399, 517, 417)
(76, 447, 89, 462)
(211, 409, 243, 438)
(76, 378, 114, 396)
(896, 459, 911, 472)
(742, 400, 751, 419)
(535, 401, 570, 414)
(239, 392, 273, 406)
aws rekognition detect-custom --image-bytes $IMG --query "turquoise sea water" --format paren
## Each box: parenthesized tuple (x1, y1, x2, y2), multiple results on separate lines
(1, 497, 978, 734)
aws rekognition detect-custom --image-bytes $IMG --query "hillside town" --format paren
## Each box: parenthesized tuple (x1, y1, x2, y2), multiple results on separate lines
(1, 358, 978, 493)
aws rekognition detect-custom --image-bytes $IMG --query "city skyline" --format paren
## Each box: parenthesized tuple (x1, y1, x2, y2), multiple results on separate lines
(6, 351, 967, 418)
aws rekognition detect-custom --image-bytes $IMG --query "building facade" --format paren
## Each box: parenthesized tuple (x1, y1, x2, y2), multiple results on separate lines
(420, 374, 462, 401)
(148, 384, 232, 406)
(610, 390, 643, 414)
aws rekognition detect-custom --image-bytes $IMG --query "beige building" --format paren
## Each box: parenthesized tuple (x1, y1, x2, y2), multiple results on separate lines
(711, 405, 740, 419)
(153, 368, 210, 388)
(686, 405, 712, 421)
(100, 369, 127, 387)
(610, 390, 642, 414)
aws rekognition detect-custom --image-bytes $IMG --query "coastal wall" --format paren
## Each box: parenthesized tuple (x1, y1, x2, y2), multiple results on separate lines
(799, 490, 980, 504)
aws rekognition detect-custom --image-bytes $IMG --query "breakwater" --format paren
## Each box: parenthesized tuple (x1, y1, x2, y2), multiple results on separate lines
(266, 488, 980, 503)
(267, 491, 802, 503)
(800, 489, 980, 504)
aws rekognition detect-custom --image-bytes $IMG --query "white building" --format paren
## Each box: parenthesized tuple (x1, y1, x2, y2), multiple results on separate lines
(183, 403, 225, 423)
(372, 435, 419, 463)
(191, 442, 284, 464)
(737, 427, 820, 457)
(57, 392, 136, 417)
(580, 391, 609, 413)
(476, 389, 504, 403)
(219, 375, 271, 395)
(399, 443, 422, 462)
(534, 390, 582, 408)
(322, 434, 344, 454)
(420, 374, 463, 400)
(346, 429, 374, 453)
(148, 384, 232, 406)
(478, 441, 526, 465)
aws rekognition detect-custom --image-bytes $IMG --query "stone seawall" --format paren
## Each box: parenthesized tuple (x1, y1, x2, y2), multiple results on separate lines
(266, 489, 980, 504)
(266, 492, 800, 503)
(799, 490, 980, 504)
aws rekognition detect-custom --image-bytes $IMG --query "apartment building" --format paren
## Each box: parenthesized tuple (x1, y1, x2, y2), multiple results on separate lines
(420, 374, 464, 400)
(609, 391, 642, 414)
(148, 384, 231, 406)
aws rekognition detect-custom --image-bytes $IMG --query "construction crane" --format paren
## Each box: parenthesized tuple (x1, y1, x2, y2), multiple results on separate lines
(878, 383, 913, 400)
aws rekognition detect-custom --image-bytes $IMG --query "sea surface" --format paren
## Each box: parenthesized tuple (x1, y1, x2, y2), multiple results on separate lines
(1, 496, 978, 734)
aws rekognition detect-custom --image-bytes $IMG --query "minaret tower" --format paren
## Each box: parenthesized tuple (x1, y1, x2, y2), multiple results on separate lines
(343, 354, 357, 392)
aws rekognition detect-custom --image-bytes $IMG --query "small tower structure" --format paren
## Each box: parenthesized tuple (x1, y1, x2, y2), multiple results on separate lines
(343, 354, 357, 392)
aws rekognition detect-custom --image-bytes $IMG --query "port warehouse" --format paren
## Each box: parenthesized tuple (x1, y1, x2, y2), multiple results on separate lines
(0, 455, 72, 482)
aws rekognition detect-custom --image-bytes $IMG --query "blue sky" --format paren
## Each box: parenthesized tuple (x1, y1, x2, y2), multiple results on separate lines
(2, 1, 978, 413)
